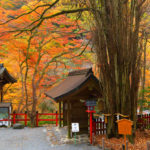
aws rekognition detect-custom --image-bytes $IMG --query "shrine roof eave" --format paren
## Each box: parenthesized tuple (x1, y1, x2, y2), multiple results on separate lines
(0, 65, 17, 85)
(45, 68, 102, 102)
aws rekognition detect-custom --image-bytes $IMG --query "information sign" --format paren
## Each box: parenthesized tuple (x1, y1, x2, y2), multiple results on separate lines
(117, 119, 133, 135)
(72, 123, 79, 133)
(117, 119, 133, 150)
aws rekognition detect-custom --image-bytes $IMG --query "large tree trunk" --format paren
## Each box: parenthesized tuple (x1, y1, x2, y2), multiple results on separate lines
(30, 76, 38, 127)
(30, 112, 37, 127)
(88, 0, 146, 141)
(17, 63, 25, 113)
(140, 31, 148, 114)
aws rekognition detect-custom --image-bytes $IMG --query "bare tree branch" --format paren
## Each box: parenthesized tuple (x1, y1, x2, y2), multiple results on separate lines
(0, 0, 59, 25)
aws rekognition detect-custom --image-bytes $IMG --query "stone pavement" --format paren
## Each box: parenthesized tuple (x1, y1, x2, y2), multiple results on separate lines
(47, 125, 101, 150)
(0, 127, 101, 150)
(47, 126, 90, 145)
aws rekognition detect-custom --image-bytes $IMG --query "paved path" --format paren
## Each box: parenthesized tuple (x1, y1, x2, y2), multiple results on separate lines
(47, 126, 90, 145)
(0, 127, 100, 150)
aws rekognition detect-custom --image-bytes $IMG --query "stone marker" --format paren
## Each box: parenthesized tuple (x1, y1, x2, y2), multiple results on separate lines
(13, 123, 24, 129)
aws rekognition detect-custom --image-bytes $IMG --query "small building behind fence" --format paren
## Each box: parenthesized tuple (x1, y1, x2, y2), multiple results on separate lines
(0, 63, 17, 127)
(45, 68, 102, 138)
(0, 103, 12, 126)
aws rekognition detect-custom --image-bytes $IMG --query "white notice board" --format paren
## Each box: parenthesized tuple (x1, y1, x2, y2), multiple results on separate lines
(72, 123, 79, 133)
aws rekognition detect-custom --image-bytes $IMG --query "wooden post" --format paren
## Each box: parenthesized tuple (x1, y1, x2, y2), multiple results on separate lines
(67, 100, 71, 138)
(36, 111, 39, 127)
(126, 141, 128, 150)
(25, 111, 27, 126)
(0, 86, 3, 103)
(13, 111, 16, 125)
(59, 101, 61, 128)
(56, 111, 58, 126)
(102, 138, 104, 150)
(147, 141, 150, 150)
(90, 112, 93, 144)
(63, 102, 65, 127)
(122, 144, 125, 150)
(93, 120, 96, 135)
(124, 135, 126, 150)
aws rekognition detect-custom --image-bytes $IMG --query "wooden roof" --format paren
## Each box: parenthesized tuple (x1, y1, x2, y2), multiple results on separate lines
(0, 102, 12, 108)
(45, 68, 102, 101)
(0, 64, 17, 86)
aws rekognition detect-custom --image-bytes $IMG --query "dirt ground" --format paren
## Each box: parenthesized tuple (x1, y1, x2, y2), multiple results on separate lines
(95, 129, 150, 150)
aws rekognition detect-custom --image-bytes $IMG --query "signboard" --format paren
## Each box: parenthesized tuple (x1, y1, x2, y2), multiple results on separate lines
(117, 119, 133, 150)
(72, 123, 79, 133)
(85, 100, 97, 107)
(0, 107, 9, 127)
(117, 119, 133, 135)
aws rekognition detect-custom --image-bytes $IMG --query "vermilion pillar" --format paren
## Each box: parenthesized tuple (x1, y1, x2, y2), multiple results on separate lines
(90, 112, 93, 144)
(86, 109, 95, 144)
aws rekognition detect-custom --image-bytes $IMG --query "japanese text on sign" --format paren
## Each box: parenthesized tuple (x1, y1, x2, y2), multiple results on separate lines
(72, 123, 79, 132)
(117, 119, 133, 135)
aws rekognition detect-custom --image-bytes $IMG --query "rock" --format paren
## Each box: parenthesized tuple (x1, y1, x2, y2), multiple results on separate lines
(0, 125, 7, 128)
(13, 123, 24, 129)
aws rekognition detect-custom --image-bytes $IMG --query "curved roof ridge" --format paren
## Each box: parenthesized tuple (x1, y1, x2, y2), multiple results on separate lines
(68, 68, 93, 76)
(45, 68, 100, 101)
(0, 63, 17, 85)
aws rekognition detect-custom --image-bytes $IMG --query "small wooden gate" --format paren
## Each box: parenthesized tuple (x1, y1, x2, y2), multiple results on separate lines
(137, 114, 150, 129)
(93, 117, 106, 135)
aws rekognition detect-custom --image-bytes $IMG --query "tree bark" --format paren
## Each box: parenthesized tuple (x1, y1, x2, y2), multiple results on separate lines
(88, 0, 146, 141)
(140, 31, 148, 114)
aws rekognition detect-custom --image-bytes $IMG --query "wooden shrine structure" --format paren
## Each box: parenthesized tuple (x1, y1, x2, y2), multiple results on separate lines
(45, 68, 102, 138)
(0, 64, 17, 102)
(0, 64, 16, 126)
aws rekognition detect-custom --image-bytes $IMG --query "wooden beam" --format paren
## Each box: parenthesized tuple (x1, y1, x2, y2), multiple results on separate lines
(0, 86, 3, 102)
(63, 101, 65, 127)
(67, 100, 71, 138)
(59, 101, 61, 128)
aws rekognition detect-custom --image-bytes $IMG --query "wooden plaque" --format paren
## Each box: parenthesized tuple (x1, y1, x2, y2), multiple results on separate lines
(117, 119, 133, 135)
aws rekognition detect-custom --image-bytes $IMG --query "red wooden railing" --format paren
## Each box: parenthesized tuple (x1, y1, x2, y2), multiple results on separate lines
(12, 112, 29, 126)
(92, 117, 106, 135)
(92, 114, 150, 135)
(36, 111, 59, 127)
(0, 112, 29, 126)
(137, 114, 150, 129)
(0, 111, 61, 127)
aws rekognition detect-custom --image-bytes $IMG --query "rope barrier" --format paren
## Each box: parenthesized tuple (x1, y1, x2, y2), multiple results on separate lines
(114, 113, 129, 118)
(94, 113, 129, 118)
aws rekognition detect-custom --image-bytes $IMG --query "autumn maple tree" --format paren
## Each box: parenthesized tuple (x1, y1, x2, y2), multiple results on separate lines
(1, 0, 149, 142)
(0, 0, 92, 126)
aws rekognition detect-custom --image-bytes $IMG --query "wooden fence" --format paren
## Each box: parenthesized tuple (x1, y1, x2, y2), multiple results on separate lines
(93, 114, 150, 135)
(93, 117, 106, 135)
(137, 114, 150, 129)
(0, 111, 61, 127)
(36, 111, 59, 127)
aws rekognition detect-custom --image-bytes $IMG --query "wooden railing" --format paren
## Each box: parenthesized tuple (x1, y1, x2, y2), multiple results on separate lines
(137, 114, 150, 129)
(93, 117, 106, 135)
(92, 113, 150, 136)
(36, 111, 59, 127)
(0, 111, 62, 127)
